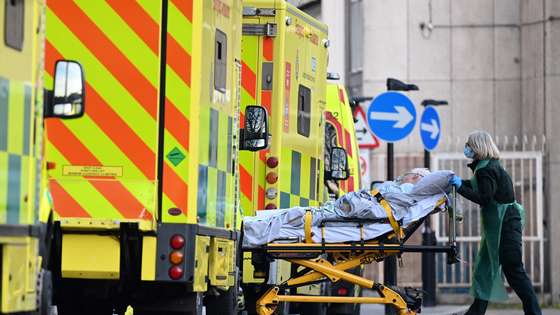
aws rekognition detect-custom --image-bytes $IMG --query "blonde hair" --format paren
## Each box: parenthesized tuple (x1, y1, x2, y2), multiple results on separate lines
(466, 130, 500, 160)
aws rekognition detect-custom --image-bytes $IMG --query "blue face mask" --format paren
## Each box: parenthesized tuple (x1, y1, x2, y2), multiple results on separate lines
(464, 145, 475, 159)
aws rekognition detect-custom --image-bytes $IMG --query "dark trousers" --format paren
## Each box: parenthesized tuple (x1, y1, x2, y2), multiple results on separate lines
(465, 207, 542, 315)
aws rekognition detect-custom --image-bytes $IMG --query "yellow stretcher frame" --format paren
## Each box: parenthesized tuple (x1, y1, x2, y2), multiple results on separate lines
(246, 189, 460, 315)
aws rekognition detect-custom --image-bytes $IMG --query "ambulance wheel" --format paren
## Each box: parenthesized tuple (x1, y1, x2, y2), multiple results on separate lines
(298, 302, 327, 315)
(205, 286, 238, 314)
(37, 270, 54, 315)
(133, 292, 203, 315)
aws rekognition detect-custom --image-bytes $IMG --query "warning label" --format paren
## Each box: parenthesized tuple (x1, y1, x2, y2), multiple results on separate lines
(62, 165, 123, 177)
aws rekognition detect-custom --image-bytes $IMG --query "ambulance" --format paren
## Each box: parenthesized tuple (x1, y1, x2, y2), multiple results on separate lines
(324, 83, 361, 199)
(43, 1, 267, 314)
(0, 0, 84, 313)
(238, 2, 351, 314)
(325, 83, 363, 315)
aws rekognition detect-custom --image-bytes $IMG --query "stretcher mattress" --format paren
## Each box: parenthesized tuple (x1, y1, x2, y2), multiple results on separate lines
(242, 171, 453, 247)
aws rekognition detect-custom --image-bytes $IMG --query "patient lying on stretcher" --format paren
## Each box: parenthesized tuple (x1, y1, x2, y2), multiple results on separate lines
(242, 170, 453, 247)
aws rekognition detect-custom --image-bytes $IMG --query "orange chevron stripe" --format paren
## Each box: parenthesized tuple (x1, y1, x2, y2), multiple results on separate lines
(167, 33, 192, 87)
(171, 0, 193, 22)
(49, 180, 90, 218)
(344, 129, 353, 158)
(48, 0, 158, 119)
(106, 0, 159, 54)
(263, 37, 273, 61)
(241, 61, 256, 100)
(46, 41, 156, 180)
(162, 163, 189, 214)
(239, 165, 253, 201)
(258, 186, 265, 210)
(164, 100, 190, 150)
(46, 120, 152, 219)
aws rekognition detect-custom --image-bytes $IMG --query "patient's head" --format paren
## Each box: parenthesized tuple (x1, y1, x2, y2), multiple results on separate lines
(400, 168, 431, 184)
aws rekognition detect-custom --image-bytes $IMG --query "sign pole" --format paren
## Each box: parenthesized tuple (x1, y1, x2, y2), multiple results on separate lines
(419, 100, 446, 307)
(422, 148, 437, 306)
(385, 142, 397, 315)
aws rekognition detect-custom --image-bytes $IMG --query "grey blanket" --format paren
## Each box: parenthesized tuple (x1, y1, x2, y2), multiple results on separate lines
(242, 171, 454, 247)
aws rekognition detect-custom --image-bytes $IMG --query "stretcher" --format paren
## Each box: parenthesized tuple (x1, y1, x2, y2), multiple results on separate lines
(242, 188, 460, 315)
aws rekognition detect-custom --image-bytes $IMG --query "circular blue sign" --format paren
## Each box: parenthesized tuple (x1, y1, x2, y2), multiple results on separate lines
(419, 106, 441, 151)
(367, 92, 417, 142)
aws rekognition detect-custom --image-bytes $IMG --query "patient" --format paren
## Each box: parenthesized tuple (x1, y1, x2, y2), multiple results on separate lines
(373, 168, 431, 194)
(242, 170, 453, 247)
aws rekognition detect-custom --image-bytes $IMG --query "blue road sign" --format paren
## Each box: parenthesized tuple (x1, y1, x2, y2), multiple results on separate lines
(419, 106, 441, 151)
(367, 92, 416, 142)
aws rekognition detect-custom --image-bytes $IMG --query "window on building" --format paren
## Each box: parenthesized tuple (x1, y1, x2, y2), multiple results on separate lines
(297, 84, 311, 137)
(349, 0, 363, 73)
(214, 29, 227, 92)
(4, 0, 25, 51)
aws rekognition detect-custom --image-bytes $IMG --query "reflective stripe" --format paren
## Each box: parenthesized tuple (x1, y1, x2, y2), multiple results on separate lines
(209, 108, 219, 168)
(197, 165, 208, 223)
(309, 157, 316, 200)
(290, 150, 301, 195)
(0, 77, 8, 151)
(216, 170, 226, 227)
(7, 154, 21, 224)
(22, 85, 31, 155)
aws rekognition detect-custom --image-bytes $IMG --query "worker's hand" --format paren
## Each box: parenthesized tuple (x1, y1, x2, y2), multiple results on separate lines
(449, 175, 462, 188)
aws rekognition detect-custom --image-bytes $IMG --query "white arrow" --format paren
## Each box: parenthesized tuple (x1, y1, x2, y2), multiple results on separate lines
(421, 119, 440, 139)
(369, 106, 414, 128)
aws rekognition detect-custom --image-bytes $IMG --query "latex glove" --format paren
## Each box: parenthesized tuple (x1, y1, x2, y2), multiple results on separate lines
(449, 175, 462, 188)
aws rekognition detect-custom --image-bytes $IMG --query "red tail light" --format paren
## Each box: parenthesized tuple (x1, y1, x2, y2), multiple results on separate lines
(265, 203, 277, 210)
(170, 234, 185, 250)
(266, 172, 278, 184)
(168, 266, 184, 280)
(266, 157, 279, 168)
(337, 287, 349, 296)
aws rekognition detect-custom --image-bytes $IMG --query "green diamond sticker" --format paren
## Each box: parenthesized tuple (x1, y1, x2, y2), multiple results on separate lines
(166, 147, 186, 166)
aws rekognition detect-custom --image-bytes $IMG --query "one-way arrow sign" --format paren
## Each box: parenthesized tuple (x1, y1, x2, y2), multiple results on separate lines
(367, 92, 416, 143)
(421, 119, 439, 139)
(369, 105, 414, 129)
(419, 106, 441, 151)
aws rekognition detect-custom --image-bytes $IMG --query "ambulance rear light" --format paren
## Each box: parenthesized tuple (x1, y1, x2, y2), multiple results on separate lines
(169, 251, 184, 265)
(170, 234, 185, 250)
(266, 156, 278, 168)
(266, 188, 277, 200)
(265, 203, 277, 210)
(266, 172, 278, 184)
(168, 266, 184, 280)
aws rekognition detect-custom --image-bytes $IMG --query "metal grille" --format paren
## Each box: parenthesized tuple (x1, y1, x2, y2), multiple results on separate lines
(432, 151, 544, 292)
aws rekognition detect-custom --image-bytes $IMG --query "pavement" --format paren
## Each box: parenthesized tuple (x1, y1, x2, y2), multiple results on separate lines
(360, 304, 560, 314)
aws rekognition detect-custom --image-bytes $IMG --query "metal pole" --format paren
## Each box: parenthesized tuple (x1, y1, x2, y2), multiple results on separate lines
(385, 143, 396, 315)
(421, 149, 437, 306)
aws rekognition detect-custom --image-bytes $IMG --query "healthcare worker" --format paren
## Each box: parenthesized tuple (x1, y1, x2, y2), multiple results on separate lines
(450, 131, 541, 315)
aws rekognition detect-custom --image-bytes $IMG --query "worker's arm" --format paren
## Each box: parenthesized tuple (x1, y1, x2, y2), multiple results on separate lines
(457, 169, 496, 207)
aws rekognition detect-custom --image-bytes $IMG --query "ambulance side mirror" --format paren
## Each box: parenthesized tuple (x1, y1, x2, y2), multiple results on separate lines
(45, 60, 85, 119)
(329, 147, 349, 180)
(240, 105, 269, 151)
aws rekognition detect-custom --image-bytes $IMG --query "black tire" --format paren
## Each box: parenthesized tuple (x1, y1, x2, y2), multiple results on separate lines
(298, 302, 327, 315)
(38, 270, 54, 315)
(133, 293, 203, 315)
(205, 286, 238, 315)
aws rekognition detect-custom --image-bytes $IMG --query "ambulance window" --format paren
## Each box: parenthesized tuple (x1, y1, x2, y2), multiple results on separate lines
(297, 85, 311, 137)
(214, 29, 227, 92)
(4, 0, 25, 51)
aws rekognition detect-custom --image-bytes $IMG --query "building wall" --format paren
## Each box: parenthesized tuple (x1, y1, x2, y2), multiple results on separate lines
(300, 0, 560, 303)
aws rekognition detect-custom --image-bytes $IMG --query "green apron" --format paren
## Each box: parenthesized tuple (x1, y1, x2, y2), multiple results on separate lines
(469, 159, 526, 301)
